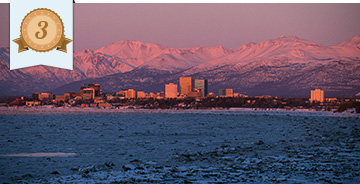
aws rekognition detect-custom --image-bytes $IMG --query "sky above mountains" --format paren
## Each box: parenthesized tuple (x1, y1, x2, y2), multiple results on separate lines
(0, 3, 360, 51)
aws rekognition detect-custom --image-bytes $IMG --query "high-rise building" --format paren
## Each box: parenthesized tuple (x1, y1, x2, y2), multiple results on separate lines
(310, 89, 324, 102)
(126, 89, 136, 99)
(179, 77, 194, 95)
(219, 89, 226, 96)
(219, 88, 233, 97)
(194, 79, 208, 97)
(88, 84, 102, 97)
(225, 89, 233, 97)
(82, 88, 95, 100)
(165, 83, 178, 98)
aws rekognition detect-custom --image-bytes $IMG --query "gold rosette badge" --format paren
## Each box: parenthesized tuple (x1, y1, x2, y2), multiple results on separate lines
(13, 8, 72, 53)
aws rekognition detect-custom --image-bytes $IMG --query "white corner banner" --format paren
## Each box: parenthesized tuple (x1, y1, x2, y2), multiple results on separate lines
(10, 0, 73, 70)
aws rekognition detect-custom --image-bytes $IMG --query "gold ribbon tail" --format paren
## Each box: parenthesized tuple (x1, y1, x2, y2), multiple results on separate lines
(56, 37, 72, 53)
(13, 37, 29, 53)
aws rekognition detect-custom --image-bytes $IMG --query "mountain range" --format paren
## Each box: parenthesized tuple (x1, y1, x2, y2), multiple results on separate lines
(0, 35, 359, 97)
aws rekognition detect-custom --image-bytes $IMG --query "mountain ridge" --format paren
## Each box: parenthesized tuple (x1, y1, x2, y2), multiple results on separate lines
(1, 35, 359, 96)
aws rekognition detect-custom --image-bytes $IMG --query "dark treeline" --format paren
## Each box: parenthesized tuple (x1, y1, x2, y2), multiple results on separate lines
(104, 97, 360, 113)
(4, 95, 360, 113)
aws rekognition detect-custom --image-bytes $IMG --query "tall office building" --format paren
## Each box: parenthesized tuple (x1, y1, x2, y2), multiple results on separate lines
(165, 83, 178, 98)
(88, 84, 101, 97)
(310, 88, 324, 102)
(126, 89, 136, 99)
(179, 77, 194, 95)
(82, 88, 95, 100)
(194, 79, 208, 97)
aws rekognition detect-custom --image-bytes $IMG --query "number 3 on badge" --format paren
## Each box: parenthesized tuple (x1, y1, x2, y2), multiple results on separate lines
(13, 8, 72, 53)
(35, 21, 48, 39)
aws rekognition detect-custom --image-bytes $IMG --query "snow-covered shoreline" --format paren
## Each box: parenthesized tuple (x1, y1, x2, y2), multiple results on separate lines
(0, 106, 358, 116)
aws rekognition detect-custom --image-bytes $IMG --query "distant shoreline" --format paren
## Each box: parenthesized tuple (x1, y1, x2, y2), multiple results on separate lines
(0, 106, 358, 117)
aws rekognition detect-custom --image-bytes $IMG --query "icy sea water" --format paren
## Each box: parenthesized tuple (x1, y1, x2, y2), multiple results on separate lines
(0, 111, 359, 183)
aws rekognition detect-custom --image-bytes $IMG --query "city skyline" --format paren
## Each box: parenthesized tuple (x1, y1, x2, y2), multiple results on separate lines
(1, 3, 360, 184)
(26, 77, 331, 101)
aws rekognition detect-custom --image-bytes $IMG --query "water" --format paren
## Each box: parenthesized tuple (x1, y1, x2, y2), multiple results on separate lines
(0, 111, 359, 183)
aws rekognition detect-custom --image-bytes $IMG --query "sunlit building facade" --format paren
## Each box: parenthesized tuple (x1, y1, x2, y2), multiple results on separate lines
(137, 91, 146, 99)
(82, 88, 95, 100)
(180, 77, 194, 95)
(126, 89, 136, 99)
(219, 88, 233, 97)
(88, 84, 102, 97)
(165, 83, 178, 98)
(194, 79, 208, 97)
(310, 88, 324, 102)
(38, 93, 54, 101)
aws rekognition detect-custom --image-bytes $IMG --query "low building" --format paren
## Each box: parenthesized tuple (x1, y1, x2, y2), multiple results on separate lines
(98, 103, 112, 108)
(207, 92, 216, 98)
(32, 92, 40, 101)
(26, 101, 41, 106)
(55, 93, 71, 102)
(90, 103, 98, 107)
(74, 96, 83, 101)
(137, 91, 147, 99)
(106, 95, 118, 101)
(117, 89, 136, 99)
(325, 98, 337, 102)
(94, 97, 106, 103)
(219, 88, 233, 97)
(233, 93, 248, 98)
(187, 88, 202, 98)
(38, 93, 54, 101)
(149, 92, 156, 99)
(69, 92, 81, 98)
(116, 90, 127, 97)
(81, 104, 89, 107)
(255, 95, 272, 99)
(156, 92, 165, 99)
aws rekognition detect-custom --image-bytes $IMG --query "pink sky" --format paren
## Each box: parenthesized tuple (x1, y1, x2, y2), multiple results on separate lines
(1, 3, 359, 51)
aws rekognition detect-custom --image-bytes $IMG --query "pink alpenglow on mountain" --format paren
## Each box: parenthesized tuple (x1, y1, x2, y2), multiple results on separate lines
(0, 36, 359, 97)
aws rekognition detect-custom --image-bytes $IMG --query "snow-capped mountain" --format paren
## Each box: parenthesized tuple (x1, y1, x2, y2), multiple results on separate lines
(184, 35, 360, 75)
(0, 48, 137, 95)
(1, 35, 359, 97)
(96, 40, 235, 71)
(0, 40, 233, 95)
